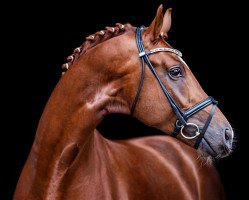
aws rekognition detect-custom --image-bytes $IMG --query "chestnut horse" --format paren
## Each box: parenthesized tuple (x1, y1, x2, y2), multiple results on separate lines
(14, 5, 233, 200)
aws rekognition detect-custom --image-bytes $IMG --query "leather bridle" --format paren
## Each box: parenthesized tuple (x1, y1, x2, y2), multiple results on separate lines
(131, 26, 218, 149)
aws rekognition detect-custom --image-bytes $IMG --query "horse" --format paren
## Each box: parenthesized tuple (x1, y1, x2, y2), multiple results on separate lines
(14, 5, 234, 200)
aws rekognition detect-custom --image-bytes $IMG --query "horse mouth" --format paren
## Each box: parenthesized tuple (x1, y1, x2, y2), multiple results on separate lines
(200, 137, 233, 158)
(218, 145, 232, 158)
(199, 138, 218, 158)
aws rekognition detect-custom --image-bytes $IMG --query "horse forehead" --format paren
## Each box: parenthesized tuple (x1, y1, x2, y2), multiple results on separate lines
(149, 48, 190, 69)
(148, 52, 181, 68)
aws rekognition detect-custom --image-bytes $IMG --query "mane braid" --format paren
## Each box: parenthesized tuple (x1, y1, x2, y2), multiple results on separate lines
(61, 23, 127, 75)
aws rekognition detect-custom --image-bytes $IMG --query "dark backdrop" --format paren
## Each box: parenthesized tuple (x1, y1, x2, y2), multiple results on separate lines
(2, 1, 247, 199)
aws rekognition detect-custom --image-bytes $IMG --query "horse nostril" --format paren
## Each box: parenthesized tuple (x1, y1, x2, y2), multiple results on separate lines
(224, 128, 233, 145)
(225, 129, 230, 141)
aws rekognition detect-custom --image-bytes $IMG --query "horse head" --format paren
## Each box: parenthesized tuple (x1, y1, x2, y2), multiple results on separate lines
(61, 5, 233, 158)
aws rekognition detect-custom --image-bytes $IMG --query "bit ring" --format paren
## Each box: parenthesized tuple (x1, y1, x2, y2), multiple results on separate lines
(180, 122, 200, 140)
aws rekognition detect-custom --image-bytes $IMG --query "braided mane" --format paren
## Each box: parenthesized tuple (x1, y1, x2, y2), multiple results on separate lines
(62, 23, 128, 75)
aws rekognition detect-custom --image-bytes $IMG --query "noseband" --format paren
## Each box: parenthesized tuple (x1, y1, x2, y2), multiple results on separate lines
(131, 26, 218, 149)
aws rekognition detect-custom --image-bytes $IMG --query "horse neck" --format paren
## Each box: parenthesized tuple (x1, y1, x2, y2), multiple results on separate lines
(36, 51, 131, 153)
(15, 44, 133, 198)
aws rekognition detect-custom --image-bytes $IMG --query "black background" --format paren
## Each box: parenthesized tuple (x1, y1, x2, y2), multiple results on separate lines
(2, 0, 247, 199)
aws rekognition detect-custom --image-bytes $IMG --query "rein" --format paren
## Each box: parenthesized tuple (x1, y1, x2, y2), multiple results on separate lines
(131, 26, 218, 149)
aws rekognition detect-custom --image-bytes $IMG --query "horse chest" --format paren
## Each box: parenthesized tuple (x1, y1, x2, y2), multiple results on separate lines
(59, 136, 223, 200)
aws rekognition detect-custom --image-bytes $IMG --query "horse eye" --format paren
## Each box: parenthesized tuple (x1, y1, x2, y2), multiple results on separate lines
(169, 67, 182, 78)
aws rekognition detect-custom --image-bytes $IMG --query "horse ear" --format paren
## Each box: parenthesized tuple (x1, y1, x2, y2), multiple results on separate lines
(146, 5, 164, 41)
(160, 8, 172, 37)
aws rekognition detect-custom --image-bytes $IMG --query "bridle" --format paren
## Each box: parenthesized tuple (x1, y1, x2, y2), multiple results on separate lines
(131, 26, 218, 149)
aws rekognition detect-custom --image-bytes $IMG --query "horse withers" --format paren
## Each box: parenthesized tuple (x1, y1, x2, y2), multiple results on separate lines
(14, 5, 233, 200)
